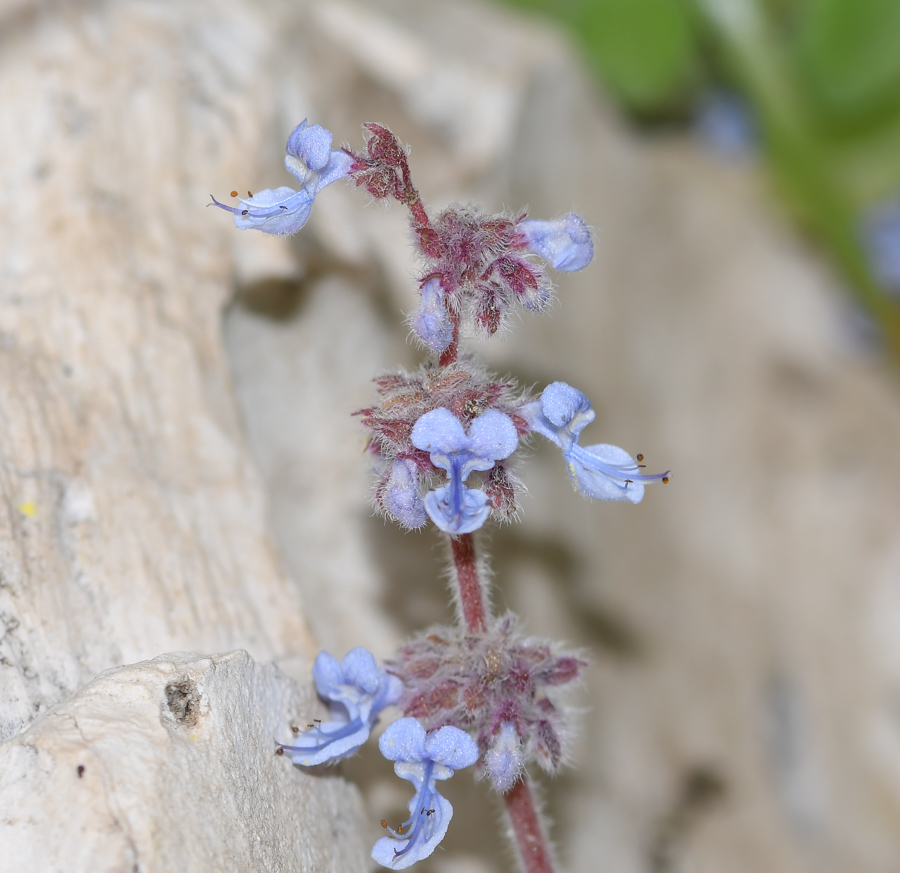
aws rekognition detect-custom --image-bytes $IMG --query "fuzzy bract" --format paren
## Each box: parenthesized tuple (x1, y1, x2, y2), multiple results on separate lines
(209, 120, 353, 235)
(517, 213, 593, 272)
(523, 381, 668, 503)
(277, 647, 402, 766)
(411, 408, 518, 534)
(372, 718, 478, 869)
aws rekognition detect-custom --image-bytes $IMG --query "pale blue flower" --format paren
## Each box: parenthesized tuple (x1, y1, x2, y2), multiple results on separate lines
(210, 120, 353, 235)
(277, 647, 402, 766)
(384, 458, 428, 529)
(372, 718, 479, 869)
(410, 275, 453, 353)
(483, 720, 524, 793)
(411, 408, 518, 535)
(523, 381, 668, 503)
(517, 213, 593, 271)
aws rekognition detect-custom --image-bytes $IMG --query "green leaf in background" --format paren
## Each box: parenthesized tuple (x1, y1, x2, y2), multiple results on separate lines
(794, 0, 900, 127)
(570, 0, 698, 112)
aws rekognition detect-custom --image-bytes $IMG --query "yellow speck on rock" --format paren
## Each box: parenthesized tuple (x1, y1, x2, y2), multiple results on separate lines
(17, 502, 37, 519)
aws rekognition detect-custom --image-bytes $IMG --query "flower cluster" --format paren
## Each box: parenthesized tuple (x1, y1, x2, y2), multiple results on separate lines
(389, 615, 587, 791)
(213, 119, 669, 870)
(345, 124, 593, 346)
(355, 360, 528, 532)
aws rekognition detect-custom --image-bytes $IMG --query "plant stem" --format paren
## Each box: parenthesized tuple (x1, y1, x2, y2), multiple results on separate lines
(449, 534, 488, 633)
(447, 534, 558, 873)
(504, 778, 556, 873)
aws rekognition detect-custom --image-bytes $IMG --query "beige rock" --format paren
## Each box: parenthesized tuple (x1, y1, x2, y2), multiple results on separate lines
(0, 650, 369, 872)
(3, 0, 900, 871)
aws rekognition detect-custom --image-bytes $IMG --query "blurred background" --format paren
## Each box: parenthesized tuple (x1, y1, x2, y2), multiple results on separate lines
(494, 0, 900, 358)
(4, 0, 900, 871)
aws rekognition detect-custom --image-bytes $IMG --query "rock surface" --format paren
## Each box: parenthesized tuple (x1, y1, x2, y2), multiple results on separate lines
(3, 0, 900, 872)
(0, 650, 368, 872)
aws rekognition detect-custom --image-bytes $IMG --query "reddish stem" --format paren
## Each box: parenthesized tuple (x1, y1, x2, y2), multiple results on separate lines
(504, 778, 556, 873)
(438, 311, 461, 368)
(449, 534, 488, 633)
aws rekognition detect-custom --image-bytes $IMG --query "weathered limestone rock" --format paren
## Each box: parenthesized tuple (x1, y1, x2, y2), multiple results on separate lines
(3, 0, 900, 871)
(0, 651, 368, 872)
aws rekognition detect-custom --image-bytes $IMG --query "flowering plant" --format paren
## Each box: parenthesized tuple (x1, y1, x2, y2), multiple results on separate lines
(213, 119, 667, 871)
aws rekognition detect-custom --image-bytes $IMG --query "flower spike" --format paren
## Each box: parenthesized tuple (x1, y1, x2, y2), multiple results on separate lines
(372, 718, 478, 869)
(276, 647, 402, 766)
(523, 381, 668, 503)
(209, 120, 353, 235)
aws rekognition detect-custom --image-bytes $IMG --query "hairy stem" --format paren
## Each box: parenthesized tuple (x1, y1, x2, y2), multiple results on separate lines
(448, 535, 557, 873)
(504, 778, 556, 873)
(449, 534, 488, 633)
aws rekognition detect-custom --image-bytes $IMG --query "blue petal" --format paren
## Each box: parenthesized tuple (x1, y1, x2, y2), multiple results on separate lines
(371, 795, 453, 869)
(566, 443, 646, 503)
(423, 725, 479, 770)
(518, 213, 593, 271)
(286, 119, 332, 171)
(312, 650, 344, 699)
(312, 150, 355, 191)
(231, 186, 315, 235)
(463, 410, 518, 476)
(373, 672, 405, 713)
(379, 717, 428, 763)
(424, 483, 490, 535)
(279, 717, 371, 766)
(410, 408, 470, 467)
(341, 647, 381, 696)
(540, 382, 594, 432)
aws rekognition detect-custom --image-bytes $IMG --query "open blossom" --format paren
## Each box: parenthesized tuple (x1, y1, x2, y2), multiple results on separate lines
(516, 213, 594, 272)
(209, 119, 353, 234)
(372, 718, 478, 869)
(411, 408, 518, 535)
(523, 381, 668, 503)
(276, 647, 402, 766)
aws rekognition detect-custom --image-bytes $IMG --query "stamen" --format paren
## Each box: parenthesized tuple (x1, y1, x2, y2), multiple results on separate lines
(230, 190, 238, 197)
(275, 747, 283, 755)
(662, 476, 669, 484)
(248, 190, 253, 197)
(381, 820, 388, 829)
(636, 453, 644, 462)
(241, 210, 249, 215)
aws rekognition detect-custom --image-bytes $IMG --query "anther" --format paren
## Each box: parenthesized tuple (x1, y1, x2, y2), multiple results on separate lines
(662, 476, 669, 484)
(230, 191, 238, 198)
(381, 820, 388, 829)
(275, 747, 283, 756)
(291, 725, 299, 734)
(248, 190, 253, 197)
(241, 210, 249, 216)
(636, 453, 644, 462)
